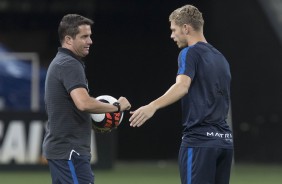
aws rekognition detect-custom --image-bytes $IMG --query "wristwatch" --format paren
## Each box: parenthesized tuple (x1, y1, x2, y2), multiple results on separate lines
(113, 102, 121, 113)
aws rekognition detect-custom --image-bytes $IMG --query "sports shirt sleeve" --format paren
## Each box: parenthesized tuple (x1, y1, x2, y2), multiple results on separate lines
(60, 59, 88, 94)
(177, 46, 197, 80)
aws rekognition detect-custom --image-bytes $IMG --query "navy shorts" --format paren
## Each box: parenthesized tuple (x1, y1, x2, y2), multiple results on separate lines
(47, 151, 94, 184)
(179, 147, 233, 184)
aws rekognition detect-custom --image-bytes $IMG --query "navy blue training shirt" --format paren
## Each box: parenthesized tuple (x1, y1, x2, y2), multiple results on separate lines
(178, 42, 233, 149)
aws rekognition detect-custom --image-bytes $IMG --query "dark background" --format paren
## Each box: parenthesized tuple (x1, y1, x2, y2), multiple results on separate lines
(1, 0, 282, 163)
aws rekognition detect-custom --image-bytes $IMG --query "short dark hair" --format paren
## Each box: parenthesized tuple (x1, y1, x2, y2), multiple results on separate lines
(58, 14, 94, 44)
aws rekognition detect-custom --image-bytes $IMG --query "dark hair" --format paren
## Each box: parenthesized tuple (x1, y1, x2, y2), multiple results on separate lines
(58, 14, 94, 44)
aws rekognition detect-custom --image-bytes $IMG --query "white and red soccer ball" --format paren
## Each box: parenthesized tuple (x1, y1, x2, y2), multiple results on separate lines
(91, 95, 123, 132)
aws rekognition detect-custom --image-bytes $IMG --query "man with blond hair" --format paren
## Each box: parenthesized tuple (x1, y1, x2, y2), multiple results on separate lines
(130, 5, 233, 184)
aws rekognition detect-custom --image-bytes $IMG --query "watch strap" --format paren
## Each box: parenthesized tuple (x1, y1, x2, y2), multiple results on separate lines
(113, 102, 121, 112)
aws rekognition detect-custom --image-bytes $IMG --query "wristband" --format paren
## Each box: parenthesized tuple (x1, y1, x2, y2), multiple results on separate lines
(113, 102, 121, 112)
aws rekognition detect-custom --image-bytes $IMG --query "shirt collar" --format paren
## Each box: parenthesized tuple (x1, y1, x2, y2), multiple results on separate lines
(58, 47, 85, 67)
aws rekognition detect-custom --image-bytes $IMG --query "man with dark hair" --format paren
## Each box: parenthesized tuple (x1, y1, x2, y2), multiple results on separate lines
(130, 5, 233, 184)
(43, 14, 131, 184)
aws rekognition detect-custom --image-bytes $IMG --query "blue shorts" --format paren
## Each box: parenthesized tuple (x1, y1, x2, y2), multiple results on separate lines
(47, 151, 94, 184)
(179, 147, 233, 184)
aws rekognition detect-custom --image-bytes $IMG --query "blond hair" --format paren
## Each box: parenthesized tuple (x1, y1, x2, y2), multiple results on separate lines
(169, 5, 204, 31)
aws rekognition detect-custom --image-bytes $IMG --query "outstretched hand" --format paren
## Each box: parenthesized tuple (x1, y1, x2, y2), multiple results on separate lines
(129, 104, 156, 127)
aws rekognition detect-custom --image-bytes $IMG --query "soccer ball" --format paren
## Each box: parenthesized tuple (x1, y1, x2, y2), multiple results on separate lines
(91, 95, 124, 133)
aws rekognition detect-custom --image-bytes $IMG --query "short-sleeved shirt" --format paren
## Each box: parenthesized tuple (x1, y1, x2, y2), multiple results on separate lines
(43, 47, 92, 159)
(178, 42, 233, 149)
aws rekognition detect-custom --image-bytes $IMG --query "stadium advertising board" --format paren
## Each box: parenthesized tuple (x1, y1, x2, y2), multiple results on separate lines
(0, 112, 115, 170)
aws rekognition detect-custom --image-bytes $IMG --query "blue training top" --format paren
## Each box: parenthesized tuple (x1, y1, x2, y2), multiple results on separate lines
(177, 42, 233, 149)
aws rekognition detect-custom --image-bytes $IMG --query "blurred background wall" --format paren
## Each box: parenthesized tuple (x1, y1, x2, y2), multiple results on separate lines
(1, 0, 282, 164)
